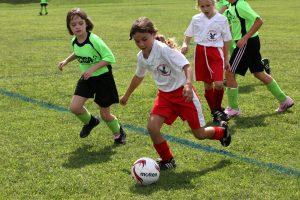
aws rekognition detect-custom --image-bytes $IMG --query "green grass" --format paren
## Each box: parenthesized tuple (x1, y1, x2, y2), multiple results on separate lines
(0, 0, 299, 199)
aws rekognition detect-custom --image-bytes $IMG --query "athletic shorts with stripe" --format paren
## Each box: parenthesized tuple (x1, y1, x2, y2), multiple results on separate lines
(74, 67, 119, 108)
(229, 36, 264, 76)
(195, 44, 224, 83)
(151, 86, 206, 129)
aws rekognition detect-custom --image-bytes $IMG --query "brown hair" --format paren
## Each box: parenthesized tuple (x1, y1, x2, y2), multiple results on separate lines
(155, 34, 178, 49)
(129, 17, 158, 40)
(66, 8, 94, 35)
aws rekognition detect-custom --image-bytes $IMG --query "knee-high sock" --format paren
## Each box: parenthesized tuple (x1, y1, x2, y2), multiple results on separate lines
(212, 127, 224, 140)
(76, 110, 91, 124)
(226, 87, 239, 109)
(214, 88, 224, 110)
(205, 89, 215, 112)
(153, 140, 173, 161)
(266, 79, 286, 103)
(105, 118, 121, 134)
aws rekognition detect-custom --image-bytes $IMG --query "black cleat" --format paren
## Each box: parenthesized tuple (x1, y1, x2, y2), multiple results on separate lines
(262, 58, 271, 75)
(114, 125, 126, 144)
(219, 121, 231, 147)
(212, 109, 230, 123)
(80, 116, 100, 138)
(156, 157, 176, 170)
(39, 12, 42, 15)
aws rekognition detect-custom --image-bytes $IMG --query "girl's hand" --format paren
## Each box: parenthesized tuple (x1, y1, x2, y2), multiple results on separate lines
(183, 83, 193, 102)
(181, 44, 189, 55)
(224, 59, 231, 70)
(120, 95, 129, 106)
(236, 37, 248, 48)
(82, 68, 95, 80)
(58, 60, 67, 71)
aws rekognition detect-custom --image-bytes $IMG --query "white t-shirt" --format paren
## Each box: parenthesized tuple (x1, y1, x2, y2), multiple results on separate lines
(184, 12, 232, 47)
(135, 40, 190, 92)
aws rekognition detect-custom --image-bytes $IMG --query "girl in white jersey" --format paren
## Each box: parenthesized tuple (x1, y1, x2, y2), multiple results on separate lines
(58, 8, 126, 144)
(120, 17, 231, 170)
(182, 0, 232, 124)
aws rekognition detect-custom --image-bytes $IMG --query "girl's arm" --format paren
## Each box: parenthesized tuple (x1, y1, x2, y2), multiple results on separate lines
(223, 40, 231, 70)
(82, 60, 110, 80)
(182, 64, 193, 102)
(237, 17, 263, 48)
(58, 53, 76, 71)
(181, 36, 192, 55)
(120, 75, 144, 105)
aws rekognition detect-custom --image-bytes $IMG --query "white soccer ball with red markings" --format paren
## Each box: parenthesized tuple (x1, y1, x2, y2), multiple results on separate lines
(131, 157, 160, 185)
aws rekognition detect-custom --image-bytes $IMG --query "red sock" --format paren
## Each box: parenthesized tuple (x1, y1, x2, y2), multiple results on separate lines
(214, 88, 224, 110)
(204, 89, 215, 112)
(212, 127, 224, 140)
(153, 140, 173, 161)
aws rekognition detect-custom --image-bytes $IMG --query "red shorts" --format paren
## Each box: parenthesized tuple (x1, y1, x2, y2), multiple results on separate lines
(195, 44, 224, 83)
(151, 87, 206, 129)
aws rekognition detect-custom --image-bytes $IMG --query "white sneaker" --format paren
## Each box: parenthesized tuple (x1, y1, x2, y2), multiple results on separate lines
(224, 107, 241, 118)
(276, 96, 294, 113)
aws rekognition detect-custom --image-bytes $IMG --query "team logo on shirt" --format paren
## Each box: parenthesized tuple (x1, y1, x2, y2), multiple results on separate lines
(156, 64, 171, 76)
(207, 30, 217, 42)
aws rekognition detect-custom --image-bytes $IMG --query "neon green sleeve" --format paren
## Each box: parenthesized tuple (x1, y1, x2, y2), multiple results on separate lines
(90, 34, 116, 64)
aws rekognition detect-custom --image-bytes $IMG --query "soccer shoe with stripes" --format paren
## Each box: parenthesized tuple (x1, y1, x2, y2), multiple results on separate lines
(220, 121, 231, 147)
(156, 158, 176, 170)
(276, 96, 294, 113)
(114, 125, 126, 144)
(212, 109, 230, 123)
(80, 116, 100, 138)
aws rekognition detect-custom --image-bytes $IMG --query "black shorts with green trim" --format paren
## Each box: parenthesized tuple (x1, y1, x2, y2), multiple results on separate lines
(40, 3, 48, 6)
(229, 36, 264, 76)
(74, 66, 119, 108)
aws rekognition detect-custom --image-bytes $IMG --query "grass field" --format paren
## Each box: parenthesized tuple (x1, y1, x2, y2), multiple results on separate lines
(0, 0, 299, 199)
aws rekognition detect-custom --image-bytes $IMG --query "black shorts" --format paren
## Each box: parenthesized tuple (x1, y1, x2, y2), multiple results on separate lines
(40, 3, 48, 6)
(229, 36, 264, 76)
(74, 66, 119, 108)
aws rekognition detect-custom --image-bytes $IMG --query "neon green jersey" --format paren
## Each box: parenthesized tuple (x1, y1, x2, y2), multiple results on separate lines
(71, 32, 116, 77)
(226, 0, 260, 41)
(216, 0, 229, 11)
(40, 0, 47, 3)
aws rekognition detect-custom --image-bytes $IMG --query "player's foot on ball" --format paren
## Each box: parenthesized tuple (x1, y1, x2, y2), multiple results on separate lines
(156, 157, 176, 170)
(114, 125, 126, 144)
(80, 116, 100, 138)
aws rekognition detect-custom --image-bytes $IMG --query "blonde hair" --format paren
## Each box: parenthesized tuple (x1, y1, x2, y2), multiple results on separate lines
(196, 0, 216, 10)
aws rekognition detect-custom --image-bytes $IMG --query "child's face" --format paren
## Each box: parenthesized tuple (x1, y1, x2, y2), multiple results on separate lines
(198, 0, 215, 18)
(132, 32, 155, 53)
(69, 15, 87, 37)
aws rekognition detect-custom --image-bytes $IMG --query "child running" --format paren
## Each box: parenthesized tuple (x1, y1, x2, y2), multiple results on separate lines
(224, 0, 294, 117)
(58, 8, 126, 144)
(120, 17, 231, 170)
(181, 0, 232, 123)
(39, 0, 48, 15)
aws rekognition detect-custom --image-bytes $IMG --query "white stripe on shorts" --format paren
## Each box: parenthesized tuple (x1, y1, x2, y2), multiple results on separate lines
(231, 44, 247, 73)
(192, 90, 206, 127)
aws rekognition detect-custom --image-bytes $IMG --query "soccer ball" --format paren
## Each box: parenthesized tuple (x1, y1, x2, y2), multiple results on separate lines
(131, 157, 160, 185)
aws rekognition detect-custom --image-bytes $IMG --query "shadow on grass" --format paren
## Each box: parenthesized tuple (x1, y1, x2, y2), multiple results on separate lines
(62, 144, 116, 169)
(129, 159, 231, 194)
(229, 112, 279, 134)
(0, 0, 40, 4)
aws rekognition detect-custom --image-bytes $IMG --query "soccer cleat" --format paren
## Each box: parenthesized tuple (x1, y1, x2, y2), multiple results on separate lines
(219, 121, 231, 147)
(45, 12, 48, 15)
(262, 58, 271, 75)
(39, 12, 42, 15)
(80, 116, 100, 138)
(224, 107, 241, 118)
(156, 157, 176, 170)
(212, 109, 230, 123)
(276, 96, 294, 113)
(114, 125, 126, 144)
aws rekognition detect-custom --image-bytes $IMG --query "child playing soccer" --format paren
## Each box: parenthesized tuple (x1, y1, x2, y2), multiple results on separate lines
(120, 17, 231, 170)
(181, 0, 232, 123)
(39, 0, 48, 15)
(224, 0, 294, 117)
(58, 8, 126, 144)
